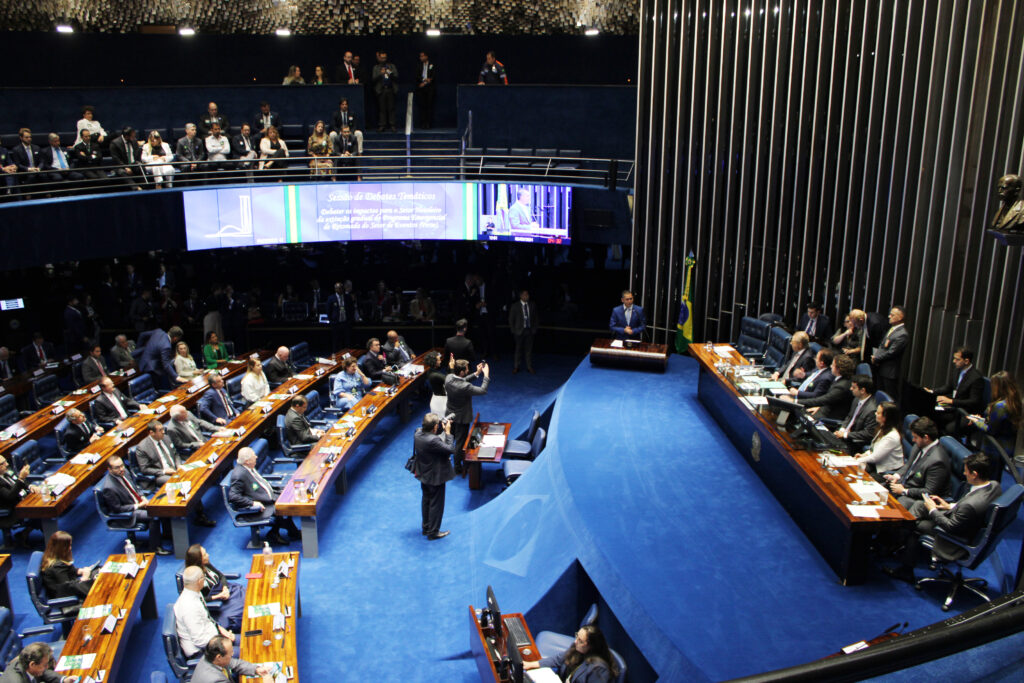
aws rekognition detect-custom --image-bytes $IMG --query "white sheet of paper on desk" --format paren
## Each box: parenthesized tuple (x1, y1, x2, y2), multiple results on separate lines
(56, 653, 96, 672)
(713, 345, 734, 356)
(526, 668, 562, 683)
(247, 602, 282, 618)
(826, 455, 860, 468)
(846, 504, 881, 518)
(77, 604, 113, 620)
(293, 374, 313, 380)
(481, 434, 505, 448)
(609, 340, 624, 348)
(71, 452, 100, 465)
(747, 396, 769, 406)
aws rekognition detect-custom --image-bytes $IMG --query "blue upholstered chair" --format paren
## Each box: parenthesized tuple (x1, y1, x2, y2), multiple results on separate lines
(71, 360, 87, 388)
(875, 390, 893, 404)
(0, 395, 31, 429)
(503, 410, 541, 460)
(12, 440, 62, 482)
(25, 551, 80, 635)
(303, 390, 340, 428)
(503, 427, 546, 485)
(939, 436, 972, 487)
(276, 414, 312, 464)
(758, 312, 784, 324)
(151, 672, 170, 683)
(226, 374, 246, 408)
(734, 317, 770, 360)
(534, 603, 599, 658)
(0, 606, 57, 670)
(855, 362, 872, 379)
(763, 327, 792, 370)
(162, 605, 199, 682)
(28, 375, 61, 410)
(53, 418, 74, 460)
(93, 487, 150, 543)
(221, 469, 273, 549)
(128, 373, 158, 404)
(289, 341, 311, 368)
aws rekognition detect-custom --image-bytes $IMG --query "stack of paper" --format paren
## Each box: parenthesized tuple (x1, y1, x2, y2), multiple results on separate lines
(481, 434, 506, 448)
(56, 653, 97, 672)
(71, 452, 100, 465)
(77, 604, 113, 619)
(166, 481, 192, 497)
(247, 602, 282, 618)
(100, 560, 139, 576)
(294, 374, 313, 380)
(158, 396, 177, 403)
(179, 461, 207, 472)
(43, 472, 76, 495)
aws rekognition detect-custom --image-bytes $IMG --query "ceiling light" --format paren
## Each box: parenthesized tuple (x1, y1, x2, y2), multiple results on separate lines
(178, 27, 195, 36)
(585, 28, 599, 36)
(56, 24, 74, 33)
(426, 28, 441, 36)
(275, 28, 292, 36)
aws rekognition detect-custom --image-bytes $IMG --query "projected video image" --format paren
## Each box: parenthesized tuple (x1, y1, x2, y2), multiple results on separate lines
(477, 184, 572, 244)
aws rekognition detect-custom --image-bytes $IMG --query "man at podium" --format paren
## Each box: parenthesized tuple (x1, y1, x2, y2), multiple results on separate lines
(507, 188, 538, 231)
(610, 290, 646, 340)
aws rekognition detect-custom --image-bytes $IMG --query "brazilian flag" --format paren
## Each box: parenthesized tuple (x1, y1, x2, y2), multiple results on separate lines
(675, 252, 696, 353)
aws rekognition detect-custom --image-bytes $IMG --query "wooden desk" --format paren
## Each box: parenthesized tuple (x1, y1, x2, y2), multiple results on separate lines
(54, 552, 158, 682)
(589, 338, 669, 371)
(463, 417, 511, 491)
(275, 351, 436, 557)
(0, 554, 11, 609)
(148, 353, 350, 557)
(468, 606, 541, 682)
(1, 357, 75, 401)
(691, 344, 914, 584)
(240, 551, 301, 682)
(0, 373, 130, 457)
(15, 353, 265, 540)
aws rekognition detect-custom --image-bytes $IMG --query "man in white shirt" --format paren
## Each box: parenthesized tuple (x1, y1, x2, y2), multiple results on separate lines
(204, 123, 231, 171)
(175, 566, 236, 657)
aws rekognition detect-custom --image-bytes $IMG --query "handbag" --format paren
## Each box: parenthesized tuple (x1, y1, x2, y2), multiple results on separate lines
(405, 451, 420, 476)
(381, 371, 399, 386)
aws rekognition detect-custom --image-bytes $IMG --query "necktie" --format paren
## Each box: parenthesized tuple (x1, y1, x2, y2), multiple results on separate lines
(798, 368, 822, 392)
(119, 474, 144, 504)
(26, 145, 33, 167)
(845, 400, 865, 430)
(342, 112, 348, 127)
(625, 308, 631, 325)
(347, 64, 353, 80)
(0, 360, 8, 377)
(782, 351, 800, 379)
(57, 149, 67, 169)
(95, 358, 106, 376)
(807, 318, 816, 336)
(188, 420, 202, 443)
(37, 345, 45, 362)
(523, 302, 530, 328)
(127, 143, 134, 164)
(954, 370, 967, 397)
(110, 393, 127, 419)
(219, 390, 234, 417)
(157, 439, 175, 470)
(249, 467, 274, 497)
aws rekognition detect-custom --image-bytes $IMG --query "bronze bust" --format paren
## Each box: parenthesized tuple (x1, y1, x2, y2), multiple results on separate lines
(992, 174, 1024, 233)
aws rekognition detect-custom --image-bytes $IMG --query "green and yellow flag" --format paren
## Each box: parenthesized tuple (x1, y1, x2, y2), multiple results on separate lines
(675, 252, 696, 353)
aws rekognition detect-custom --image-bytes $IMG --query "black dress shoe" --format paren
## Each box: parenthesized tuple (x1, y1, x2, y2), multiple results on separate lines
(882, 566, 916, 583)
(427, 530, 450, 540)
(266, 532, 289, 546)
(195, 515, 217, 528)
(154, 546, 173, 556)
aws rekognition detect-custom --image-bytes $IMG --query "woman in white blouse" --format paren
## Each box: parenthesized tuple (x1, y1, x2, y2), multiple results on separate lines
(75, 106, 107, 145)
(258, 126, 289, 172)
(141, 131, 175, 188)
(854, 401, 904, 479)
(240, 356, 270, 404)
(172, 341, 200, 382)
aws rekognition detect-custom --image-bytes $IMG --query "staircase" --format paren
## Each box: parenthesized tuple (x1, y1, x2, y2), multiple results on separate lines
(358, 129, 461, 180)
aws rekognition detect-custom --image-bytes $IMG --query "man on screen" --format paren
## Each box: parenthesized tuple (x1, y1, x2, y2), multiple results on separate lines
(507, 188, 537, 232)
(610, 290, 646, 340)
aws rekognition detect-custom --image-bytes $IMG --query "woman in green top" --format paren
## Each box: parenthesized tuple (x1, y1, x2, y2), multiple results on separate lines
(203, 331, 229, 368)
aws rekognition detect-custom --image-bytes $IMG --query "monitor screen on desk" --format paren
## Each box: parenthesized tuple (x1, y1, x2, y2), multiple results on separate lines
(481, 584, 501, 631)
(506, 639, 524, 683)
(764, 395, 803, 427)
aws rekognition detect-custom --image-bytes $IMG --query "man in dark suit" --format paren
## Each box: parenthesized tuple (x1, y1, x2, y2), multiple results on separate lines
(231, 122, 258, 171)
(284, 396, 323, 445)
(139, 326, 184, 389)
(884, 452, 1001, 583)
(328, 98, 362, 155)
(21, 333, 55, 370)
(372, 50, 399, 132)
(443, 319, 476, 364)
(98, 455, 171, 554)
(832, 374, 878, 452)
(788, 349, 835, 399)
(871, 306, 909, 399)
(609, 290, 646, 340)
(0, 641, 77, 683)
(198, 374, 238, 425)
(9, 127, 42, 187)
(135, 420, 216, 526)
(0, 453, 37, 526)
(334, 126, 359, 180)
(60, 408, 103, 454)
(508, 289, 538, 374)
(174, 123, 205, 185)
(797, 354, 855, 422)
(416, 51, 437, 129)
(771, 331, 815, 383)
(0, 347, 14, 380)
(71, 128, 105, 181)
(166, 404, 228, 453)
(128, 289, 156, 332)
(358, 338, 388, 381)
(444, 359, 490, 474)
(227, 447, 298, 545)
(196, 101, 230, 137)
(265, 347, 297, 386)
(92, 376, 140, 426)
(0, 147, 16, 196)
(327, 282, 354, 351)
(797, 302, 832, 342)
(413, 413, 456, 540)
(191, 635, 272, 683)
(63, 294, 89, 353)
(383, 330, 415, 365)
(39, 133, 83, 186)
(335, 51, 360, 85)
(108, 126, 145, 189)
(884, 416, 952, 508)
(80, 344, 109, 384)
(927, 346, 987, 437)
(253, 101, 281, 136)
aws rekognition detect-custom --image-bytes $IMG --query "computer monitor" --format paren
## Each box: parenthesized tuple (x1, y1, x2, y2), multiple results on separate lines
(506, 638, 524, 683)
(764, 395, 803, 428)
(481, 584, 501, 630)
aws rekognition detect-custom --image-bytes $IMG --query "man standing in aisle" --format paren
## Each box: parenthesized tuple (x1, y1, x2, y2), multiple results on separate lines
(508, 289, 538, 373)
(373, 50, 399, 132)
(413, 413, 456, 540)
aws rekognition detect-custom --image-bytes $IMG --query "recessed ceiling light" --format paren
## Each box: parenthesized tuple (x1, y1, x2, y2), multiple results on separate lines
(275, 28, 292, 36)
(178, 27, 195, 36)
(585, 28, 599, 36)
(56, 24, 74, 33)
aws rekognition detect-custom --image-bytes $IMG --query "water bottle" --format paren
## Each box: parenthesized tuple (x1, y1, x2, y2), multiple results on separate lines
(263, 541, 273, 566)
(125, 538, 136, 564)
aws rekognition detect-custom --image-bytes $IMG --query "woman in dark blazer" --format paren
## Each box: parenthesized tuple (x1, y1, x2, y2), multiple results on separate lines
(40, 530, 97, 599)
(524, 624, 619, 682)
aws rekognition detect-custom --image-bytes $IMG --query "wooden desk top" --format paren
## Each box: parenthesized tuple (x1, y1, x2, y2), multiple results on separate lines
(468, 606, 541, 682)
(1, 357, 75, 399)
(240, 551, 300, 682)
(147, 353, 351, 518)
(0, 554, 10, 580)
(464, 421, 511, 464)
(690, 344, 915, 526)
(56, 552, 156, 681)
(0, 373, 130, 457)
(590, 337, 669, 358)
(16, 352, 265, 521)
(275, 351, 436, 516)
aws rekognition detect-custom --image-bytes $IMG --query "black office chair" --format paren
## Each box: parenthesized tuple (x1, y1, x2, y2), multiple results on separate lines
(734, 317, 770, 360)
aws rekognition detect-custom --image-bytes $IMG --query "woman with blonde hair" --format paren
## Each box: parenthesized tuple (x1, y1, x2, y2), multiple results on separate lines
(141, 130, 175, 188)
(307, 120, 333, 177)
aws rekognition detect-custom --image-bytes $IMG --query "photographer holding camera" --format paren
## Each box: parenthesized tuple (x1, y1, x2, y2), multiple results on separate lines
(413, 413, 456, 540)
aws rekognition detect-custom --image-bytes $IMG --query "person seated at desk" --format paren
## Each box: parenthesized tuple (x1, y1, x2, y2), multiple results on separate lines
(331, 357, 371, 411)
(175, 566, 237, 659)
(285, 396, 324, 445)
(0, 642, 77, 683)
(524, 624, 619, 683)
(191, 635, 274, 683)
(198, 374, 238, 426)
(39, 530, 98, 600)
(797, 301, 832, 342)
(227, 447, 299, 545)
(832, 374, 878, 452)
(61, 408, 103, 454)
(92, 376, 140, 427)
(0, 454, 41, 542)
(383, 329, 416, 365)
(771, 331, 816, 382)
(22, 332, 55, 370)
(185, 544, 245, 632)
(0, 346, 14, 380)
(80, 343, 109, 384)
(853, 401, 904, 479)
(166, 404, 232, 452)
(240, 356, 269, 405)
(883, 416, 952, 509)
(830, 309, 868, 362)
(173, 341, 201, 382)
(925, 346, 987, 437)
(787, 348, 835, 398)
(265, 346, 297, 386)
(98, 456, 172, 555)
(609, 290, 646, 340)
(882, 452, 1001, 584)
(135, 420, 218, 527)
(202, 331, 229, 369)
(966, 370, 1022, 458)
(795, 354, 855, 422)
(359, 337, 388, 381)
(110, 334, 137, 370)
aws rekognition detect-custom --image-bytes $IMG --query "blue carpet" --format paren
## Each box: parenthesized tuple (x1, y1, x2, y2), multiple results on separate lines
(3, 352, 1021, 681)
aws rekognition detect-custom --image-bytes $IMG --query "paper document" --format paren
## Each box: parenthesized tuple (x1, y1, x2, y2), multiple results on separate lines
(293, 374, 314, 380)
(609, 340, 624, 348)
(100, 561, 139, 576)
(56, 653, 97, 671)
(825, 455, 860, 468)
(247, 602, 282, 618)
(179, 461, 206, 472)
(78, 604, 113, 620)
(166, 482, 192, 497)
(481, 434, 506, 448)
(846, 504, 881, 519)
(44, 472, 76, 495)
(527, 668, 562, 683)
(713, 345, 734, 357)
(71, 452, 100, 465)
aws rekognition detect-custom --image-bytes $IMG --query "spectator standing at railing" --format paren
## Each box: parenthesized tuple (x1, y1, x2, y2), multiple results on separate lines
(71, 129, 105, 181)
(309, 65, 328, 85)
(282, 65, 305, 85)
(336, 51, 360, 84)
(478, 51, 508, 85)
(141, 130, 175, 189)
(373, 50, 399, 132)
(197, 101, 230, 137)
(75, 105, 107, 145)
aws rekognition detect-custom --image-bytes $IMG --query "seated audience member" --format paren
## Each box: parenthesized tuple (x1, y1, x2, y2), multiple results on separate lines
(175, 123, 206, 183)
(524, 624, 619, 683)
(197, 101, 229, 137)
(788, 348, 835, 396)
(309, 65, 328, 85)
(11, 127, 42, 187)
(0, 147, 16, 196)
(240, 356, 270, 404)
(284, 396, 324, 445)
(797, 301, 832, 342)
(253, 101, 281, 135)
(40, 133, 82, 186)
(173, 341, 201, 381)
(1, 641, 76, 683)
(329, 98, 363, 154)
(199, 374, 238, 425)
(40, 530, 97, 599)
(258, 126, 288, 171)
(265, 346, 297, 385)
(359, 337, 388, 381)
(71, 128, 105, 180)
(609, 290, 646, 340)
(141, 130, 175, 188)
(167, 404, 231, 452)
(22, 332, 55, 369)
(205, 122, 231, 171)
(334, 125, 358, 178)
(185, 544, 245, 631)
(307, 120, 333, 176)
(331, 357, 371, 411)
(796, 354, 855, 421)
(282, 64, 305, 85)
(175, 566, 236, 658)
(61, 408, 103, 454)
(110, 334, 136, 369)
(98, 455, 171, 554)
(854, 401, 904, 478)
(383, 329, 415, 365)
(135, 420, 183, 486)
(203, 331, 229, 368)
(231, 122, 258, 170)
(75, 105, 107, 145)
(830, 309, 868, 362)
(0, 453, 40, 522)
(227, 447, 299, 545)
(884, 416, 952, 508)
(0, 347, 13, 380)
(832, 374, 878, 452)
(409, 287, 435, 322)
(92, 376, 140, 425)
(966, 370, 1022, 458)
(870, 305, 909, 398)
(443, 319, 476, 364)
(193, 635, 274, 683)
(771, 331, 816, 382)
(478, 51, 509, 85)
(109, 126, 144, 190)
(926, 346, 987, 437)
(883, 452, 1001, 583)
(81, 343, 109, 383)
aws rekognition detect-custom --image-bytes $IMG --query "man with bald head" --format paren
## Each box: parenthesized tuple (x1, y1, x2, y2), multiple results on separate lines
(227, 447, 298, 545)
(166, 404, 232, 453)
(265, 346, 297, 386)
(197, 101, 229, 137)
(382, 329, 415, 365)
(97, 455, 172, 554)
(175, 565, 235, 658)
(60, 408, 103, 454)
